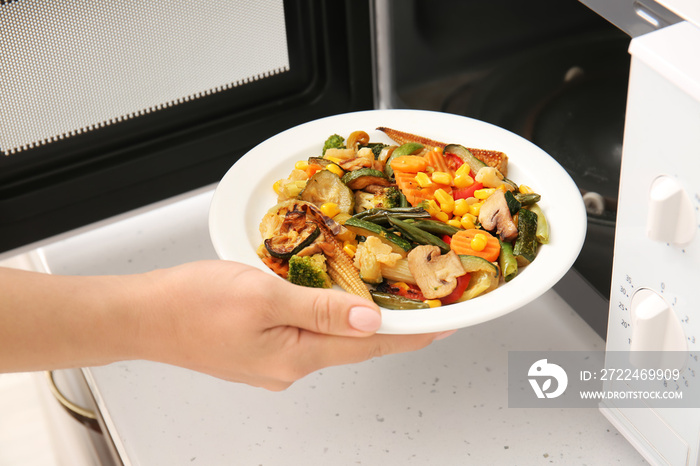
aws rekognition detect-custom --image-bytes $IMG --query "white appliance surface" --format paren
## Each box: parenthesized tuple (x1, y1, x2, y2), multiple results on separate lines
(35, 187, 647, 465)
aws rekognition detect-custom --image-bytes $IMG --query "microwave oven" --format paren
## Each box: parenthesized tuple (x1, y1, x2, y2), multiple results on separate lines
(2, 1, 698, 464)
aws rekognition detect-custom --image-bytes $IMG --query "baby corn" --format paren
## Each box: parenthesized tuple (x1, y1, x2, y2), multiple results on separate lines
(321, 225, 372, 300)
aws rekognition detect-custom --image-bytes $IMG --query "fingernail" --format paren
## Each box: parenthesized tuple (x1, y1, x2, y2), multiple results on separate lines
(349, 306, 382, 332)
(434, 329, 458, 341)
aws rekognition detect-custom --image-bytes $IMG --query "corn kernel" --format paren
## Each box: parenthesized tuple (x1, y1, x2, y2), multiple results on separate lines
(460, 215, 476, 230)
(468, 202, 482, 216)
(294, 160, 309, 170)
(424, 299, 442, 308)
(434, 189, 455, 214)
(455, 163, 471, 178)
(474, 188, 495, 200)
(453, 174, 474, 189)
(431, 171, 453, 185)
(447, 218, 462, 229)
(320, 202, 340, 218)
(497, 184, 508, 193)
(424, 199, 441, 216)
(471, 233, 488, 252)
(519, 184, 534, 194)
(273, 179, 283, 194)
(343, 242, 357, 258)
(434, 211, 450, 223)
(325, 164, 344, 177)
(453, 198, 470, 217)
(415, 171, 433, 188)
(393, 282, 410, 292)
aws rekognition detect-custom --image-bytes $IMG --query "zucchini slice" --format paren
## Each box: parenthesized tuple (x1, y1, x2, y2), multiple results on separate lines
(300, 169, 355, 215)
(458, 254, 499, 277)
(384, 142, 424, 179)
(444, 144, 487, 175)
(370, 291, 429, 310)
(341, 168, 392, 190)
(513, 208, 539, 263)
(264, 212, 321, 259)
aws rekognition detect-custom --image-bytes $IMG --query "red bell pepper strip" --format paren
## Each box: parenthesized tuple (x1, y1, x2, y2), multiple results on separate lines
(440, 273, 471, 305)
(453, 182, 483, 200)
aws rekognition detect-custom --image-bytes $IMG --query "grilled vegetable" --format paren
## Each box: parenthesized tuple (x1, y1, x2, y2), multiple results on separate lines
(341, 168, 392, 190)
(300, 169, 355, 215)
(263, 211, 321, 259)
(405, 218, 462, 237)
(354, 206, 431, 225)
(407, 245, 466, 300)
(344, 217, 412, 256)
(514, 193, 541, 206)
(513, 208, 539, 263)
(288, 254, 332, 288)
(498, 240, 518, 282)
(478, 190, 518, 242)
(384, 142, 424, 179)
(458, 254, 500, 277)
(370, 291, 429, 310)
(504, 190, 522, 216)
(354, 187, 406, 212)
(529, 203, 549, 244)
(322, 134, 345, 154)
(388, 217, 451, 254)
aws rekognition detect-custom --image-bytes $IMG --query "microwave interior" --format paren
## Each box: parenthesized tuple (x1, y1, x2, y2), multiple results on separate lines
(379, 0, 636, 337)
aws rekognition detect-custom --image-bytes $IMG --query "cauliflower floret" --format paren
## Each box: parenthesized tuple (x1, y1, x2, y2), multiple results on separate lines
(475, 166, 514, 191)
(353, 236, 403, 283)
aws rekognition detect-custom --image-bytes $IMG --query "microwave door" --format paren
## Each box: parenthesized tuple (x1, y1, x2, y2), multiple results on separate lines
(0, 0, 375, 258)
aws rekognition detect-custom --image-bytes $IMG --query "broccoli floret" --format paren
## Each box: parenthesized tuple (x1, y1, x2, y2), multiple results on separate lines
(287, 254, 333, 289)
(355, 187, 405, 212)
(369, 143, 388, 159)
(382, 187, 404, 209)
(322, 134, 345, 155)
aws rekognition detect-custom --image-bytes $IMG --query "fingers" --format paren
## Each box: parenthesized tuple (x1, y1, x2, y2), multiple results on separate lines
(270, 281, 383, 337)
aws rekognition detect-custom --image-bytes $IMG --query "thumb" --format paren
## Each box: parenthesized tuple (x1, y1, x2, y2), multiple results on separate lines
(275, 282, 382, 337)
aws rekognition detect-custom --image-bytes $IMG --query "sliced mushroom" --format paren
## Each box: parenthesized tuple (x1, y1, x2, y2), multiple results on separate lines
(407, 245, 466, 299)
(478, 190, 518, 242)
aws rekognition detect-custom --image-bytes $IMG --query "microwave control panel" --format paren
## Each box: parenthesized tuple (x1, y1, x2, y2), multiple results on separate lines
(603, 22, 700, 466)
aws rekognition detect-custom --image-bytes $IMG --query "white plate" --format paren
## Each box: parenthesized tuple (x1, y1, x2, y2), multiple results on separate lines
(209, 109, 586, 334)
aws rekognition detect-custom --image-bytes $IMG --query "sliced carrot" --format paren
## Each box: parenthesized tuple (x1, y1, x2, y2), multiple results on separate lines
(394, 170, 439, 206)
(450, 229, 501, 262)
(305, 163, 323, 178)
(424, 149, 453, 176)
(390, 155, 428, 173)
(261, 255, 289, 279)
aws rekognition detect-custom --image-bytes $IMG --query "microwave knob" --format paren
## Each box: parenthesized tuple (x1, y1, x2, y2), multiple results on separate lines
(629, 288, 687, 370)
(647, 175, 696, 244)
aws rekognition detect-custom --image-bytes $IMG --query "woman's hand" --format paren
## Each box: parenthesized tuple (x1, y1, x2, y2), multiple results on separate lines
(142, 261, 453, 390)
(0, 261, 454, 390)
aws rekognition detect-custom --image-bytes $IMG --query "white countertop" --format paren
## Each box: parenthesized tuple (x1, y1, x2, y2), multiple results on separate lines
(34, 187, 647, 465)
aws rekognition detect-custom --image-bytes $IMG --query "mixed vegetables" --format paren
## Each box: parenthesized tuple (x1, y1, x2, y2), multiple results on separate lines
(257, 127, 549, 310)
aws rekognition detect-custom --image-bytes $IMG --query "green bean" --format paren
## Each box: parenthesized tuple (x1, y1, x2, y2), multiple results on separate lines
(405, 219, 462, 237)
(498, 240, 518, 282)
(388, 217, 451, 254)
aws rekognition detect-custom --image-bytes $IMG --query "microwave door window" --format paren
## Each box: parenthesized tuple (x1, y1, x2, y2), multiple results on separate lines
(0, 1, 289, 156)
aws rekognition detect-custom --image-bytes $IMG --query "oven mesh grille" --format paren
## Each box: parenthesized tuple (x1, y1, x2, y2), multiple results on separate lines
(0, 1, 289, 156)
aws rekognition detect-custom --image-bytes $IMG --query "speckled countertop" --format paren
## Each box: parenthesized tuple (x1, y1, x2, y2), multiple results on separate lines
(38, 186, 647, 465)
